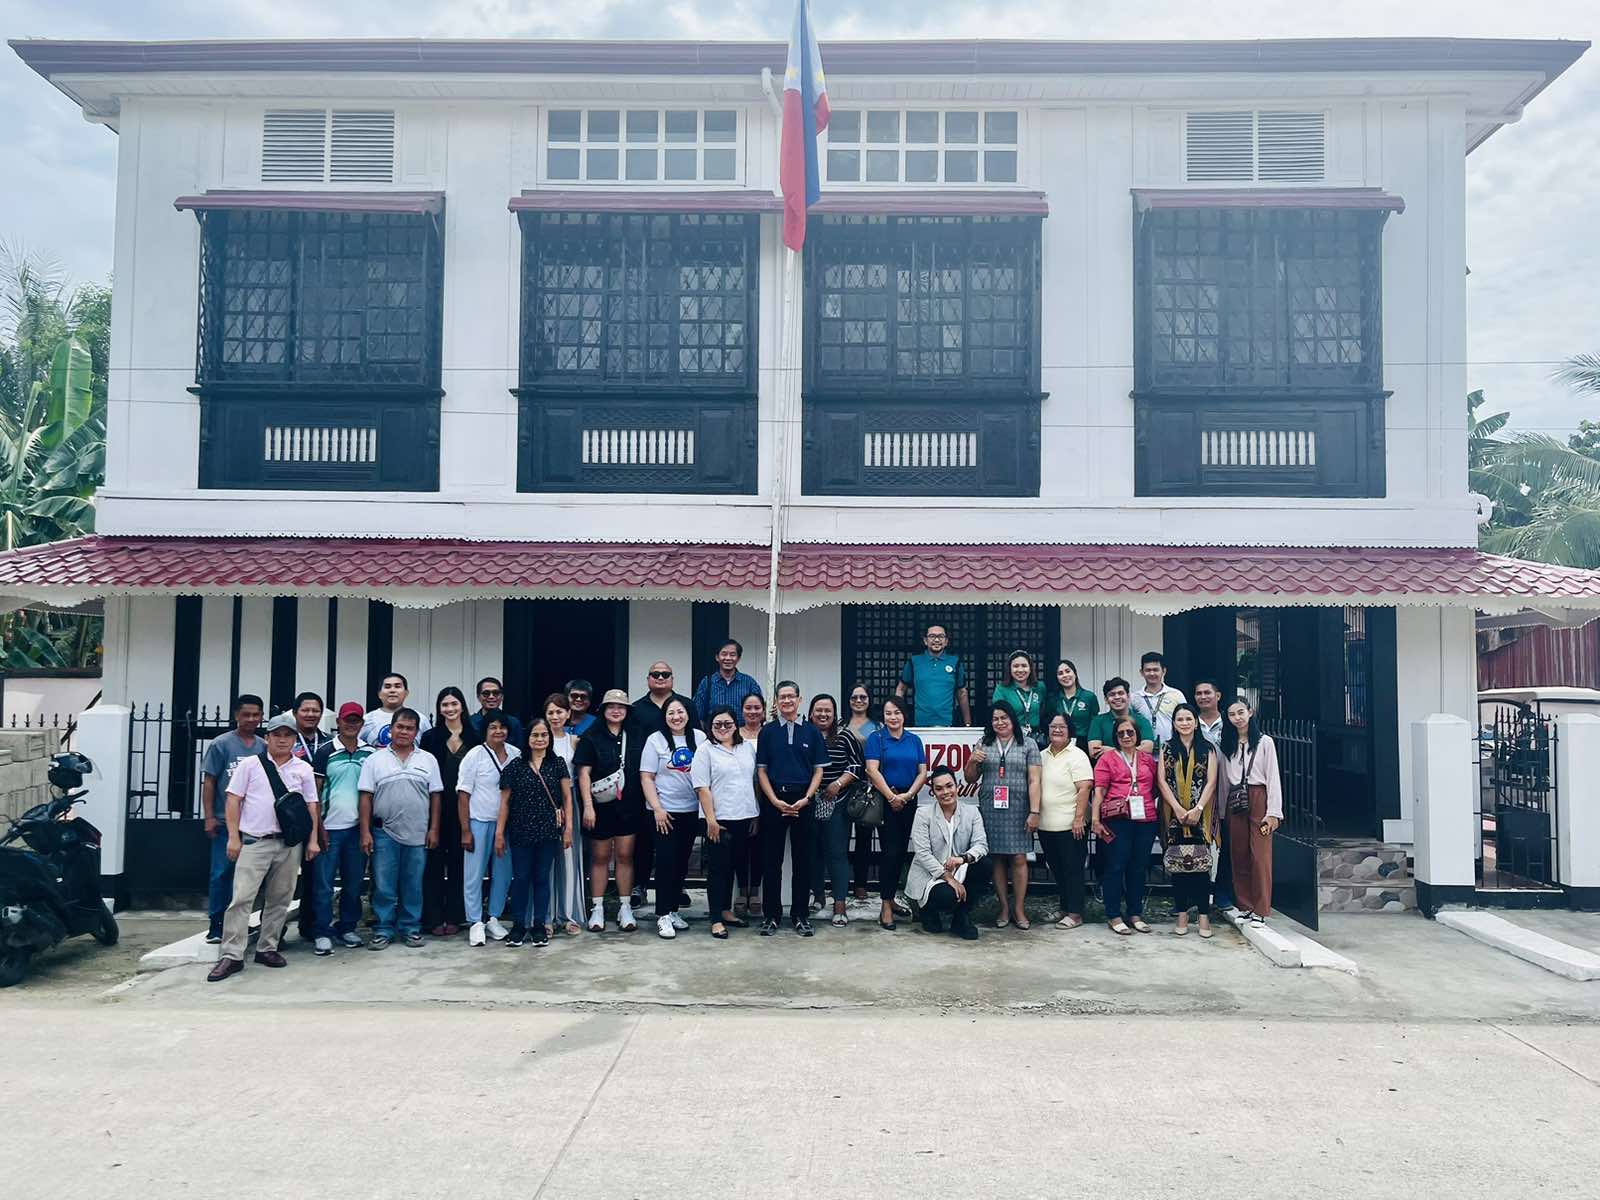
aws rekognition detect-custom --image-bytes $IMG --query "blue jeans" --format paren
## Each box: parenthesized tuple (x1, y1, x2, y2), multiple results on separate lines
(207, 830, 234, 933)
(509, 841, 560, 930)
(809, 803, 852, 906)
(313, 826, 367, 938)
(371, 831, 426, 939)
(462, 818, 513, 924)
(1099, 818, 1158, 921)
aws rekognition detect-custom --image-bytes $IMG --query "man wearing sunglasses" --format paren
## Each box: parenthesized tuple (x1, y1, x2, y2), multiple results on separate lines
(630, 662, 701, 911)
(469, 676, 524, 751)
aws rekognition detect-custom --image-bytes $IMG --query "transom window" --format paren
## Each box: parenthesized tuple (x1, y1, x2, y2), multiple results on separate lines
(545, 108, 741, 184)
(519, 212, 757, 391)
(196, 209, 441, 387)
(1138, 207, 1382, 393)
(825, 109, 1019, 185)
(805, 215, 1037, 397)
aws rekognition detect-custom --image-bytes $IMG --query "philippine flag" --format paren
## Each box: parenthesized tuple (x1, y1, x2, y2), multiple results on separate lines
(779, 0, 830, 252)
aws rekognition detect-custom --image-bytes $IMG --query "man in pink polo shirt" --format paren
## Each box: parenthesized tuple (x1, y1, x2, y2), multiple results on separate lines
(209, 714, 321, 982)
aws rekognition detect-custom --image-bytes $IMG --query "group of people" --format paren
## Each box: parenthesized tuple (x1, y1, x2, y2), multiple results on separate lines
(202, 627, 1284, 982)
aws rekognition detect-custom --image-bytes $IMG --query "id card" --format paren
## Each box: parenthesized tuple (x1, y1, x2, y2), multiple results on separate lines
(992, 785, 1010, 809)
(1128, 791, 1150, 822)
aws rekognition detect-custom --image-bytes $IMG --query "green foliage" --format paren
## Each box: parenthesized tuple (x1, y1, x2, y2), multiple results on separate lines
(1470, 361, 1600, 569)
(0, 246, 107, 669)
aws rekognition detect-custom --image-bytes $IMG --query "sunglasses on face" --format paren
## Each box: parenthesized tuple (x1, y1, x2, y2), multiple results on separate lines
(1117, 729, 1138, 738)
(711, 720, 735, 729)
(479, 688, 501, 698)
(648, 670, 673, 680)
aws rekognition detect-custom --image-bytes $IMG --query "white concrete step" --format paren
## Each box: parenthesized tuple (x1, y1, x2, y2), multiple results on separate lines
(1223, 910, 1359, 974)
(1436, 911, 1600, 982)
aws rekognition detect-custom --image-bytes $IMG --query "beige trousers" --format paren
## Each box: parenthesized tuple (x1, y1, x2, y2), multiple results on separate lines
(219, 836, 301, 962)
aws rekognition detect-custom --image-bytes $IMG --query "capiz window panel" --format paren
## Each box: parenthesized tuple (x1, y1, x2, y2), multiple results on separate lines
(825, 109, 1019, 185)
(545, 108, 741, 184)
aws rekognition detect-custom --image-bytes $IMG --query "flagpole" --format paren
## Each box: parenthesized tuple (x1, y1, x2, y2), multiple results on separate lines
(765, 243, 798, 703)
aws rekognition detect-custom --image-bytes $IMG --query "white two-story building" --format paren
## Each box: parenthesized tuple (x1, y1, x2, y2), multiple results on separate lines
(4, 35, 1598, 913)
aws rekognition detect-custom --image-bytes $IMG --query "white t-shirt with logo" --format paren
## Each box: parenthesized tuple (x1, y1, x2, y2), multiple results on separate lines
(641, 730, 703, 813)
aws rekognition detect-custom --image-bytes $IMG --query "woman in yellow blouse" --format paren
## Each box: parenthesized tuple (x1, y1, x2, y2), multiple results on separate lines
(1036, 713, 1095, 929)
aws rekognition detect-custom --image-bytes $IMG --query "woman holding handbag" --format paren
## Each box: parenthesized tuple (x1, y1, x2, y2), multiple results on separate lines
(494, 716, 569, 948)
(1157, 704, 1218, 938)
(1219, 699, 1284, 925)
(1091, 715, 1161, 935)
(574, 690, 641, 933)
(863, 697, 927, 932)
(843, 683, 881, 901)
(808, 694, 864, 928)
(692, 706, 759, 940)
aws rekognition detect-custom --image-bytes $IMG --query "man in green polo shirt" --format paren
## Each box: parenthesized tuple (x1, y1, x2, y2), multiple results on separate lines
(1085, 676, 1155, 759)
(896, 623, 972, 727)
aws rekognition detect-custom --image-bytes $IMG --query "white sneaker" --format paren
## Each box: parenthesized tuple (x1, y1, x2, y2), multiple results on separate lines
(468, 922, 486, 947)
(486, 917, 508, 941)
(587, 904, 605, 932)
(1224, 906, 1244, 920)
(669, 912, 689, 930)
(313, 936, 333, 956)
(618, 904, 637, 932)
(656, 915, 676, 939)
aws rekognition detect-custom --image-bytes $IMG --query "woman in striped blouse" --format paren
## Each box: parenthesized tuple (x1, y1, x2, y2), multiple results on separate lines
(808, 693, 864, 928)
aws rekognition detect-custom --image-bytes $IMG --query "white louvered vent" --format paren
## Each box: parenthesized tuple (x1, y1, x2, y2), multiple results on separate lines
(262, 109, 330, 182)
(1257, 111, 1325, 182)
(261, 109, 396, 184)
(1184, 110, 1325, 184)
(330, 110, 397, 183)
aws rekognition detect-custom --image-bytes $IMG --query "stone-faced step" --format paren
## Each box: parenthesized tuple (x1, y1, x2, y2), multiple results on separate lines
(1318, 880, 1418, 913)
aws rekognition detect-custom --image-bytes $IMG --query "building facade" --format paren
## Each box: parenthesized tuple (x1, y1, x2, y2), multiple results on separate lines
(5, 36, 1600, 902)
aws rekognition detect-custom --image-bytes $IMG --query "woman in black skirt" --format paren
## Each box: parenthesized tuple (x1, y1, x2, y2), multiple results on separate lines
(1157, 703, 1219, 938)
(575, 689, 642, 933)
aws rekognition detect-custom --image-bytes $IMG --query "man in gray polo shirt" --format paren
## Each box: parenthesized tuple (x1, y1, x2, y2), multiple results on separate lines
(358, 707, 442, 949)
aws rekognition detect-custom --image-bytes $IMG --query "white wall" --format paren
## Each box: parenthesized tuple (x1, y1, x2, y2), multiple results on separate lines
(1390, 604, 1477, 843)
(96, 82, 1481, 550)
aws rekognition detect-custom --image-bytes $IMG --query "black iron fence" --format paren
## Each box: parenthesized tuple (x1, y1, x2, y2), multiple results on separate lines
(126, 705, 233, 820)
(1263, 718, 1320, 929)
(1481, 710, 1560, 888)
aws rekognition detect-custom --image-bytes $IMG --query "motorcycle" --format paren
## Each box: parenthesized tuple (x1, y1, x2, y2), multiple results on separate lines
(0, 751, 118, 987)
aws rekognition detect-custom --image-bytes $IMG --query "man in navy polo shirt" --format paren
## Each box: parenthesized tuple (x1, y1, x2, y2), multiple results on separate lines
(755, 680, 828, 937)
(896, 623, 971, 727)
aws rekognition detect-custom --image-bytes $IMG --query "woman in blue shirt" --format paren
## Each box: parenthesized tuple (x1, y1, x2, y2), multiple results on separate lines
(863, 696, 928, 931)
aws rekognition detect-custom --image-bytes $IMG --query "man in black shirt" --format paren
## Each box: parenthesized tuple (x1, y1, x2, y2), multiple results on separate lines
(629, 660, 699, 909)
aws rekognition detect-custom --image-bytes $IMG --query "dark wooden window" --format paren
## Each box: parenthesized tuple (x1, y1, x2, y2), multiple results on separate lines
(803, 215, 1042, 497)
(841, 603, 1059, 726)
(516, 211, 759, 494)
(194, 208, 443, 490)
(1134, 205, 1388, 498)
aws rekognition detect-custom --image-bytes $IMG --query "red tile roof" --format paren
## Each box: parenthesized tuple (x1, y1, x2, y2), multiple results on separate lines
(2, 537, 1598, 613)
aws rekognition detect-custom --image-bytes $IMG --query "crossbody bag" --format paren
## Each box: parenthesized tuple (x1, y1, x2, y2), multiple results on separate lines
(589, 731, 628, 804)
(1227, 743, 1259, 814)
(261, 756, 314, 847)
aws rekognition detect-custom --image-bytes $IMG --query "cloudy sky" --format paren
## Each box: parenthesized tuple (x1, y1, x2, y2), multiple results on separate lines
(2, 0, 1594, 435)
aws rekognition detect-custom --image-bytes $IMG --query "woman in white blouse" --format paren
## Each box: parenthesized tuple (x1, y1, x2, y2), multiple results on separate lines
(691, 705, 760, 940)
(1218, 699, 1284, 926)
(456, 713, 520, 946)
(541, 692, 584, 937)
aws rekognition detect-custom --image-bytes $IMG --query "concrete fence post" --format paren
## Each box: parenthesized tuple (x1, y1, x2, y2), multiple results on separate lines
(1411, 713, 1475, 915)
(74, 705, 130, 895)
(1555, 713, 1600, 910)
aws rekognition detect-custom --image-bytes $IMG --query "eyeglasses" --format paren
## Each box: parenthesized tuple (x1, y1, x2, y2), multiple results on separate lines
(648, 670, 673, 680)
(850, 694, 869, 701)
(711, 720, 735, 729)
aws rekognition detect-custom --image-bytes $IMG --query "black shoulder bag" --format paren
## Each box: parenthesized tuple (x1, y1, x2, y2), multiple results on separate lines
(262, 756, 314, 847)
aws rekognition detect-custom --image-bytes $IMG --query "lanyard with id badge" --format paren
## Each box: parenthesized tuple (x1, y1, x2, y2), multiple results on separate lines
(991, 739, 1013, 809)
(1121, 750, 1152, 822)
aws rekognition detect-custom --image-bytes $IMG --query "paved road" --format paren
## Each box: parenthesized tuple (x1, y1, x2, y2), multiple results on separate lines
(3, 911, 1598, 1198)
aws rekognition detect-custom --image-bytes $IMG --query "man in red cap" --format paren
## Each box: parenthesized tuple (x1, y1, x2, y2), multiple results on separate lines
(308, 701, 374, 954)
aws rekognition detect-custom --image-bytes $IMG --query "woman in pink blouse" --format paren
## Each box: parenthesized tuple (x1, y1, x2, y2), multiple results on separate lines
(1218, 699, 1283, 925)
(1090, 715, 1161, 935)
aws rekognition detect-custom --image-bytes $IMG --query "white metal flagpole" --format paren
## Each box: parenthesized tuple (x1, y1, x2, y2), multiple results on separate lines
(765, 244, 799, 702)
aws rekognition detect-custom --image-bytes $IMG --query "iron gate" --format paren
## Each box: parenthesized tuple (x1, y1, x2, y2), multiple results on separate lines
(1266, 719, 1320, 930)
(125, 706, 232, 900)
(1483, 709, 1559, 887)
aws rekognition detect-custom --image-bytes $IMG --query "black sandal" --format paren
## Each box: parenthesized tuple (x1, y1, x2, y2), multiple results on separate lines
(711, 924, 729, 940)
(723, 915, 749, 928)
(878, 919, 897, 931)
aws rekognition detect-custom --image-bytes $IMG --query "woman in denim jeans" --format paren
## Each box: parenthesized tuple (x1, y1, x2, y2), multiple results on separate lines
(1091, 714, 1161, 936)
(807, 694, 864, 928)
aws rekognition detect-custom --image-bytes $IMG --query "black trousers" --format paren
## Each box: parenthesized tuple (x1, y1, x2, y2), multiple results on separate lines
(654, 813, 703, 916)
(1037, 828, 1089, 916)
(1171, 868, 1212, 913)
(706, 817, 757, 915)
(421, 800, 465, 928)
(851, 822, 877, 892)
(922, 879, 972, 925)
(876, 800, 918, 903)
(761, 787, 814, 923)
